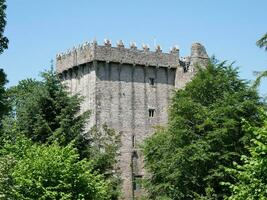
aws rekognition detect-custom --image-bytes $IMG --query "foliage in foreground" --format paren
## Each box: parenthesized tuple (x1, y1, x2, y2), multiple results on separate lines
(224, 116, 267, 200)
(142, 60, 263, 200)
(7, 70, 90, 147)
(0, 136, 110, 200)
(0, 70, 121, 199)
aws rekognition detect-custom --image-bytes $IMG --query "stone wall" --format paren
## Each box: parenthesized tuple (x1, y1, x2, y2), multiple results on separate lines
(60, 62, 97, 129)
(95, 61, 176, 199)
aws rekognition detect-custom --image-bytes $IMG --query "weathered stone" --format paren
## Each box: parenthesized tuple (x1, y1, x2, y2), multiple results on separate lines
(56, 41, 209, 200)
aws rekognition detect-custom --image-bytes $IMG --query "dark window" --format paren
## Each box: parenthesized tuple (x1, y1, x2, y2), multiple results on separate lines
(132, 134, 135, 147)
(183, 66, 187, 73)
(149, 78, 155, 86)
(133, 175, 143, 191)
(132, 151, 139, 174)
(149, 109, 155, 117)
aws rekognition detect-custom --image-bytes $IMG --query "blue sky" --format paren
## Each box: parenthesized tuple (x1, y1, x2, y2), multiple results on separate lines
(1, 0, 266, 94)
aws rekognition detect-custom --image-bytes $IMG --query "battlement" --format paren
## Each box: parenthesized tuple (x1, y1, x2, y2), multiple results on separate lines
(56, 39, 180, 73)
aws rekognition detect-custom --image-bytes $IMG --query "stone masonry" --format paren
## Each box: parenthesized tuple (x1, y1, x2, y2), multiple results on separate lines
(56, 40, 209, 200)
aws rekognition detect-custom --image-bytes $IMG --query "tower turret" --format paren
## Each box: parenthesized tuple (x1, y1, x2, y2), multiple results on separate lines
(175, 42, 209, 89)
(189, 42, 209, 69)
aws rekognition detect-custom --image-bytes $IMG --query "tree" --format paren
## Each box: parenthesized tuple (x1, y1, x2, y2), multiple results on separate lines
(86, 124, 121, 199)
(0, 137, 111, 200)
(3, 69, 121, 199)
(0, 69, 9, 128)
(253, 33, 267, 90)
(0, 0, 8, 54)
(142, 60, 263, 200)
(0, 0, 9, 128)
(253, 71, 267, 89)
(8, 70, 89, 147)
(256, 33, 267, 51)
(225, 116, 267, 200)
(224, 33, 267, 200)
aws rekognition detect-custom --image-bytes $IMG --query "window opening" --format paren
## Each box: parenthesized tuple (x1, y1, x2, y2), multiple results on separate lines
(149, 78, 155, 86)
(149, 109, 155, 117)
(133, 175, 143, 191)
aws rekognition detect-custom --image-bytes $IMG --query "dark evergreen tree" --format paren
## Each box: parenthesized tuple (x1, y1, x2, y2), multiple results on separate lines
(0, 0, 8, 54)
(8, 70, 89, 147)
(0, 69, 9, 128)
(0, 0, 9, 127)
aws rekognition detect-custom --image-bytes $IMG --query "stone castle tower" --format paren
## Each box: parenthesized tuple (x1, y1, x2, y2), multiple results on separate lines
(56, 40, 209, 200)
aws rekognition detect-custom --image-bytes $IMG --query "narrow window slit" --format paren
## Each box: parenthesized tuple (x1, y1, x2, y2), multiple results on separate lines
(149, 109, 155, 117)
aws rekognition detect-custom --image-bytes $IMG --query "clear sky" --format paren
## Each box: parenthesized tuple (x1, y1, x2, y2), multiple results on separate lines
(1, 0, 266, 94)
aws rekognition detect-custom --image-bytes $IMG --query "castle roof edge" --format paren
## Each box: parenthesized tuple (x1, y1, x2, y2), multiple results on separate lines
(56, 42, 180, 73)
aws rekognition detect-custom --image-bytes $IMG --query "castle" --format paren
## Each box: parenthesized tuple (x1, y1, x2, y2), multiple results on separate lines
(56, 40, 209, 200)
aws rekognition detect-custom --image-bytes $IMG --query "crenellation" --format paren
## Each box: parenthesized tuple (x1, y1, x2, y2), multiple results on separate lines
(155, 44, 162, 53)
(116, 40, 125, 48)
(56, 40, 181, 74)
(142, 44, 149, 51)
(130, 42, 137, 50)
(104, 39, 112, 47)
(170, 45, 179, 54)
(91, 39, 97, 46)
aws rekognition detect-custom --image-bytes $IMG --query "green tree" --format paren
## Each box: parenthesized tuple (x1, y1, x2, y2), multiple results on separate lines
(224, 34, 267, 200)
(87, 124, 121, 173)
(8, 70, 89, 147)
(253, 71, 267, 89)
(3, 69, 121, 199)
(0, 0, 9, 128)
(0, 137, 111, 200)
(0, 69, 9, 128)
(87, 125, 121, 199)
(254, 33, 267, 90)
(225, 116, 267, 200)
(256, 33, 267, 51)
(0, 0, 8, 54)
(142, 60, 263, 200)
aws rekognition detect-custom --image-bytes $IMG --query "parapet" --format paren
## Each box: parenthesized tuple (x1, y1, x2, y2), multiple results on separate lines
(56, 40, 180, 73)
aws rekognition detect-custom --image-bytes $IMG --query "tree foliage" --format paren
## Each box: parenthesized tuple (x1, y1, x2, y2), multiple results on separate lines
(225, 33, 267, 200)
(7, 70, 90, 147)
(0, 0, 8, 54)
(0, 69, 121, 199)
(0, 137, 111, 200)
(142, 60, 263, 200)
(256, 33, 267, 51)
(254, 33, 267, 97)
(253, 71, 267, 89)
(75, 124, 122, 199)
(0, 0, 9, 129)
(225, 116, 267, 200)
(0, 69, 9, 128)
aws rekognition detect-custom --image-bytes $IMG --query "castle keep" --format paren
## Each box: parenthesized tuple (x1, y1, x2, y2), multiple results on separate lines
(56, 40, 209, 200)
